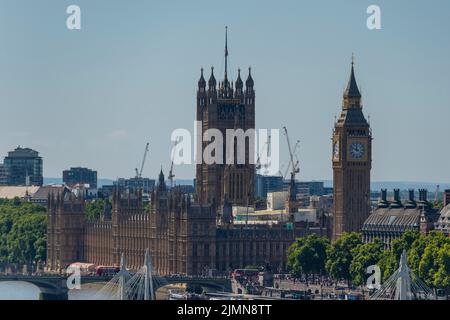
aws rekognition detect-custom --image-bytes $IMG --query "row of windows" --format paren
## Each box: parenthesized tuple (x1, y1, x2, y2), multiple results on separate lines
(216, 242, 287, 257)
(190, 242, 288, 258)
(198, 98, 254, 106)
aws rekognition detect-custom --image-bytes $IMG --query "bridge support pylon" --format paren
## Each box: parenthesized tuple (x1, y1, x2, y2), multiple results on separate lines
(144, 248, 155, 300)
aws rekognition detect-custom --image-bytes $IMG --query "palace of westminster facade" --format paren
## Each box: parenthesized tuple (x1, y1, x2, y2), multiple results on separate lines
(46, 37, 373, 274)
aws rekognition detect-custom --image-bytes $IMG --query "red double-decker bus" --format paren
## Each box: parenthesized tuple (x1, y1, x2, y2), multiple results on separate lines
(95, 265, 120, 277)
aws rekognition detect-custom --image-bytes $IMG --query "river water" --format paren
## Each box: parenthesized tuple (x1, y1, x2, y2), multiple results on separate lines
(0, 281, 171, 300)
(0, 281, 99, 300)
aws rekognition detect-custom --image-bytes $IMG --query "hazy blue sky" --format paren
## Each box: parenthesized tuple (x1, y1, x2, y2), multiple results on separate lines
(0, 0, 449, 183)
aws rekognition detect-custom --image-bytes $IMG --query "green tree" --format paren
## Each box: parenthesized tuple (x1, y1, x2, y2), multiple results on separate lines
(287, 234, 329, 281)
(143, 202, 152, 214)
(378, 231, 420, 281)
(85, 199, 105, 220)
(0, 199, 47, 267)
(433, 243, 450, 289)
(349, 239, 384, 286)
(377, 231, 450, 289)
(325, 232, 362, 282)
(414, 232, 450, 288)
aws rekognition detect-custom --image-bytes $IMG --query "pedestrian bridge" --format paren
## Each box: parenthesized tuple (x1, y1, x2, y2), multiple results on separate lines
(0, 274, 111, 300)
(0, 251, 231, 300)
(0, 274, 231, 300)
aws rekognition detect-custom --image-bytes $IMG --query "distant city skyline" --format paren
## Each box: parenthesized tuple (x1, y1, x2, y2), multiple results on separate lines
(1, 0, 449, 182)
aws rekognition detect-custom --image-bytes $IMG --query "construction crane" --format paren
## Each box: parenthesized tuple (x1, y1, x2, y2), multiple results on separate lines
(135, 142, 150, 178)
(262, 134, 272, 176)
(283, 126, 300, 219)
(168, 138, 180, 188)
(282, 140, 300, 179)
(283, 126, 299, 177)
(256, 134, 271, 175)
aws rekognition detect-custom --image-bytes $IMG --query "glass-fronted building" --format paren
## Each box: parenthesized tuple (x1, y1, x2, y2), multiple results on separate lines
(3, 146, 43, 186)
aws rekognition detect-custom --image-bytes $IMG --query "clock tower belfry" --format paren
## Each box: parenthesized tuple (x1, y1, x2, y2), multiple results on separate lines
(332, 58, 372, 240)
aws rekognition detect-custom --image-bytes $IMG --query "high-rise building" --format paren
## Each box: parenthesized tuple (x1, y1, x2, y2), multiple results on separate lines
(114, 177, 155, 194)
(254, 174, 284, 198)
(63, 167, 98, 189)
(0, 164, 7, 185)
(3, 146, 43, 186)
(332, 59, 372, 240)
(195, 28, 255, 208)
(282, 180, 325, 197)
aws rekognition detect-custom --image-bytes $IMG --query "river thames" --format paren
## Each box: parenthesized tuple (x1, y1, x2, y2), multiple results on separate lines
(0, 281, 98, 300)
(0, 281, 172, 300)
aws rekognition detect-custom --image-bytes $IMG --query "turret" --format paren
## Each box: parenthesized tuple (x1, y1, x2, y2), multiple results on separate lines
(208, 66, 217, 92)
(197, 68, 207, 113)
(235, 68, 244, 99)
(207, 66, 217, 104)
(198, 67, 206, 91)
(157, 168, 166, 192)
(245, 67, 254, 97)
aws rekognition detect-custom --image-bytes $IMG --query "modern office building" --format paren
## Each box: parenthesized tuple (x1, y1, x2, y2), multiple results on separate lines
(63, 167, 98, 189)
(283, 180, 325, 197)
(114, 177, 156, 194)
(254, 174, 284, 199)
(3, 146, 43, 186)
(0, 164, 7, 185)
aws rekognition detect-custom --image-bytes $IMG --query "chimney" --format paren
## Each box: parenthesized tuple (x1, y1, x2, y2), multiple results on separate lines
(390, 189, 402, 207)
(444, 189, 450, 207)
(419, 189, 428, 202)
(378, 189, 389, 208)
(393, 189, 400, 202)
(408, 189, 415, 202)
(381, 189, 387, 202)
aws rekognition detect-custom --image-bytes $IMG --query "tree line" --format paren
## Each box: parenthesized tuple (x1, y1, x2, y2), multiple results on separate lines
(0, 198, 110, 269)
(0, 198, 47, 268)
(286, 231, 450, 290)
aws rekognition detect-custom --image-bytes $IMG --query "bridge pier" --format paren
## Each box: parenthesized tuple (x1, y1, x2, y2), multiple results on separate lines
(39, 291, 68, 300)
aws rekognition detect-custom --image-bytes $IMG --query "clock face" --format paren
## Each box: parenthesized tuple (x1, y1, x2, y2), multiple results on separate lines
(349, 141, 365, 159)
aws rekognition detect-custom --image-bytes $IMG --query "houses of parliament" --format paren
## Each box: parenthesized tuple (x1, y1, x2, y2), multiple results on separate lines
(46, 34, 371, 274)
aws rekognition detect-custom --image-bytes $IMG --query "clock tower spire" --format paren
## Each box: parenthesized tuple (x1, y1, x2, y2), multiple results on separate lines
(332, 57, 372, 240)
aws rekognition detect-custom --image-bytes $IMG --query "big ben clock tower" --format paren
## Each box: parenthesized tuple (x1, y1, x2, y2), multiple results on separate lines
(332, 58, 372, 240)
